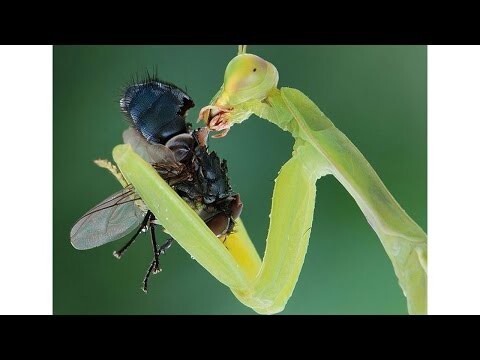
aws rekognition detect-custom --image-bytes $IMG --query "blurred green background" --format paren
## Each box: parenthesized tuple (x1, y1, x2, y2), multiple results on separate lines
(54, 45, 426, 314)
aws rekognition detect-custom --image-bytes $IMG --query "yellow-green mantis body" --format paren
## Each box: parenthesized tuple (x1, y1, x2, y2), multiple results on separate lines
(112, 46, 427, 314)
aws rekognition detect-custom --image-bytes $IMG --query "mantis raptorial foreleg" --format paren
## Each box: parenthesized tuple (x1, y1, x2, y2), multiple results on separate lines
(112, 141, 328, 314)
(232, 142, 329, 313)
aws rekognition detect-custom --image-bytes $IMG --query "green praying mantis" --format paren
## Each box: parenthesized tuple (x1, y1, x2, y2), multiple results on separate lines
(111, 46, 427, 314)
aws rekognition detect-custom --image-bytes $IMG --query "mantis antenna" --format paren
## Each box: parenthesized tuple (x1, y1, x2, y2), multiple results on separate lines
(238, 45, 247, 55)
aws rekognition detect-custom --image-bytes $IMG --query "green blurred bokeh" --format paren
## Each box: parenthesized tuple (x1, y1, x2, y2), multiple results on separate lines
(53, 45, 426, 314)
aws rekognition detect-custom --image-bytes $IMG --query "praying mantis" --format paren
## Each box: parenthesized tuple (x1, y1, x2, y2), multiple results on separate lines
(112, 46, 427, 314)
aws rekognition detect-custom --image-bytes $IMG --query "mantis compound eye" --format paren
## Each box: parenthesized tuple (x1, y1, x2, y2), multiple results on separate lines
(219, 54, 279, 106)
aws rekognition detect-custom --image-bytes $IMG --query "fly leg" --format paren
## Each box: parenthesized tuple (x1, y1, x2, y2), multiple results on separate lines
(149, 217, 160, 273)
(113, 211, 151, 259)
(142, 237, 174, 293)
(142, 261, 155, 293)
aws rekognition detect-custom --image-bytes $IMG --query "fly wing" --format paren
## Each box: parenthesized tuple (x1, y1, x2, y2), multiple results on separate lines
(123, 127, 177, 164)
(70, 186, 146, 250)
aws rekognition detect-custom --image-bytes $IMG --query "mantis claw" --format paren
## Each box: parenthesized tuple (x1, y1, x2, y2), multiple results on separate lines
(198, 105, 232, 138)
(198, 105, 215, 123)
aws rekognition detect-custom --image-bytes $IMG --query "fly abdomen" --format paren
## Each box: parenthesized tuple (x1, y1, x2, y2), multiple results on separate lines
(120, 79, 194, 145)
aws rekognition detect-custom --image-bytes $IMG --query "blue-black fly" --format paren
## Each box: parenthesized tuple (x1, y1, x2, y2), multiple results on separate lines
(70, 75, 243, 292)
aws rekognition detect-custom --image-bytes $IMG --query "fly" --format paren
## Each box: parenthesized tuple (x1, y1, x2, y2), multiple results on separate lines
(70, 75, 243, 292)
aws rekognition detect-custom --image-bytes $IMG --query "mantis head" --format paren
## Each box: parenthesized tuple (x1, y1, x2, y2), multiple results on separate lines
(199, 51, 279, 137)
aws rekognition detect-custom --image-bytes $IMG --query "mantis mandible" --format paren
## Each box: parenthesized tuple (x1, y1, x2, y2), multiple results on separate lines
(112, 46, 427, 314)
